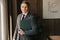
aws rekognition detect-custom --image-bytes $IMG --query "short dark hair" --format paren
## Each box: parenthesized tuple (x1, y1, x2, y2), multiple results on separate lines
(21, 1, 30, 7)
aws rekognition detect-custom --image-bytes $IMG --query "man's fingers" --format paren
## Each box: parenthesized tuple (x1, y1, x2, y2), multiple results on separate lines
(18, 29, 25, 35)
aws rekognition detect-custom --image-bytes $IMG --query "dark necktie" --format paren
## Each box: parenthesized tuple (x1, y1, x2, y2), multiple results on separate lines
(22, 15, 25, 20)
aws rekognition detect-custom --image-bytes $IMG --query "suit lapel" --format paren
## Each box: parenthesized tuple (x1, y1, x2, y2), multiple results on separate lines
(20, 14, 22, 21)
(25, 13, 31, 20)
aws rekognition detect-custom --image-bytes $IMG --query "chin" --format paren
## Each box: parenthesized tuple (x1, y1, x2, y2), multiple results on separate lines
(22, 12, 27, 13)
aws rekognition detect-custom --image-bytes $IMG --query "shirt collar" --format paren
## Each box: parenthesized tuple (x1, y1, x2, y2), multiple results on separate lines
(22, 12, 28, 16)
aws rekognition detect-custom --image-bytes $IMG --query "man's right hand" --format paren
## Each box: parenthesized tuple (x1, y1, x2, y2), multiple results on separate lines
(18, 29, 25, 36)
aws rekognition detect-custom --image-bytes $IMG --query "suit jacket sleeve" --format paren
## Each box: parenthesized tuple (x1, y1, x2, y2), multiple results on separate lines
(13, 25, 18, 40)
(24, 16, 38, 35)
(13, 14, 20, 39)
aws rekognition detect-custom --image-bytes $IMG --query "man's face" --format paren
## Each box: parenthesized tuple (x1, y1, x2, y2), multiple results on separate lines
(21, 3, 29, 14)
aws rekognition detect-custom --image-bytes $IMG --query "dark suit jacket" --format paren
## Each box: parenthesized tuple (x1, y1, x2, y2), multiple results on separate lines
(13, 12, 38, 40)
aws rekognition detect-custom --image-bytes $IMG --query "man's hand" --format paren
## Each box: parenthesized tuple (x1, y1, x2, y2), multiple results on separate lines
(18, 29, 25, 36)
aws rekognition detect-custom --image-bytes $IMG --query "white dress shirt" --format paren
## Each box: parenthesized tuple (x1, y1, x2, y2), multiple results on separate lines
(21, 12, 28, 20)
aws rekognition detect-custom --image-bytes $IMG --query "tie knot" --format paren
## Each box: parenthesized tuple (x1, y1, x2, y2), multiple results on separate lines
(23, 14, 25, 16)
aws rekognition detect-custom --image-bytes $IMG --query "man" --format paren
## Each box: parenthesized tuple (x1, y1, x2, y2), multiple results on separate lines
(13, 1, 38, 40)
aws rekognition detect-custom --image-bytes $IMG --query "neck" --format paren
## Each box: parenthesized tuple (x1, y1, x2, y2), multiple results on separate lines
(22, 12, 29, 14)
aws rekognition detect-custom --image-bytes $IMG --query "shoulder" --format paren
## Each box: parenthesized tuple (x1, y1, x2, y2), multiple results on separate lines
(28, 13, 35, 21)
(17, 14, 22, 18)
(17, 14, 22, 19)
(28, 12, 34, 18)
(17, 14, 21, 17)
